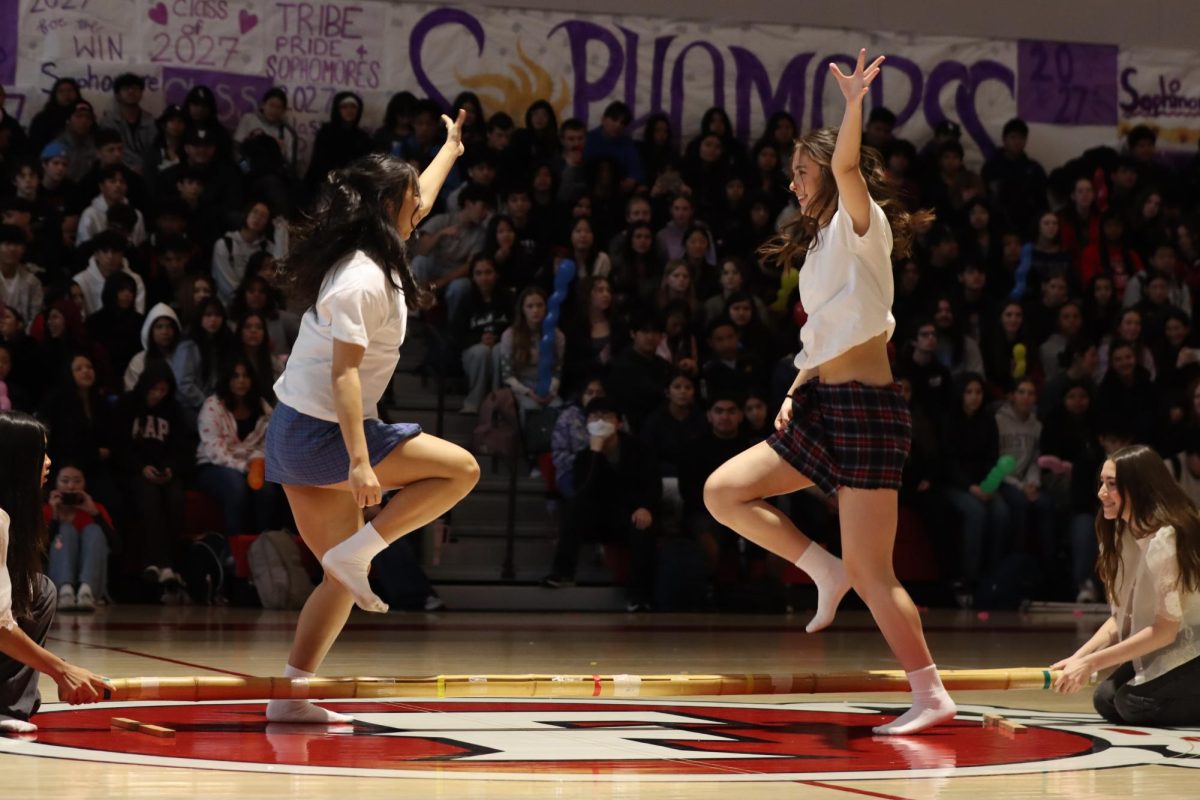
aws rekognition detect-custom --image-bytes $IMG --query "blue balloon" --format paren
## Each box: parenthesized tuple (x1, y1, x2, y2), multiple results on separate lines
(536, 260, 577, 396)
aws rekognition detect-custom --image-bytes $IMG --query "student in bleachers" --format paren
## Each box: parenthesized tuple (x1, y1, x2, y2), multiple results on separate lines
(995, 377, 1056, 576)
(43, 463, 113, 611)
(114, 364, 191, 597)
(452, 255, 513, 415)
(0, 225, 43, 324)
(84, 271, 143, 381)
(123, 303, 204, 424)
(194, 357, 280, 536)
(940, 373, 1009, 603)
(229, 269, 300, 358)
(498, 286, 565, 419)
(211, 200, 286, 306)
(543, 396, 660, 610)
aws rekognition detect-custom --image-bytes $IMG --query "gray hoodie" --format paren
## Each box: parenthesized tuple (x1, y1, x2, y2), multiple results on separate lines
(995, 401, 1042, 487)
(123, 303, 204, 421)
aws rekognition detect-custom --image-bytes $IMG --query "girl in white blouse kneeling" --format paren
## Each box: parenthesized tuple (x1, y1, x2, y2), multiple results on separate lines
(1051, 445, 1200, 726)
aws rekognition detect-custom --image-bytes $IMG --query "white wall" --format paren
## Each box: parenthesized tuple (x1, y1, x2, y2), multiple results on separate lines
(454, 0, 1200, 51)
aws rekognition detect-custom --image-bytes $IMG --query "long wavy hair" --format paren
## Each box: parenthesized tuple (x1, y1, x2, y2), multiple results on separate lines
(1097, 445, 1200, 604)
(759, 128, 933, 269)
(0, 412, 48, 620)
(510, 286, 547, 369)
(280, 154, 428, 312)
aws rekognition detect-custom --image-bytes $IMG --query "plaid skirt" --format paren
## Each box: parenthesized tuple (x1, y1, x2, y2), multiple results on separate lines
(265, 402, 422, 486)
(766, 380, 911, 496)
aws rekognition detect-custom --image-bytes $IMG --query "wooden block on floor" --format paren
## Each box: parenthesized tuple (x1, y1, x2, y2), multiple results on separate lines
(998, 718, 1027, 735)
(111, 717, 176, 738)
(982, 712, 1004, 727)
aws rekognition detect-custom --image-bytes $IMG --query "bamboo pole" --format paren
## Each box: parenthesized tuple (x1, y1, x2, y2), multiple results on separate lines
(97, 668, 1069, 703)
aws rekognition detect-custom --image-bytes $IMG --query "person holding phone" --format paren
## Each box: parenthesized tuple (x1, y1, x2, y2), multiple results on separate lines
(43, 463, 114, 612)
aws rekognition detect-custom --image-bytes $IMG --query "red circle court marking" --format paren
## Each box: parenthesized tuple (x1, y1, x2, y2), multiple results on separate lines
(24, 700, 1099, 777)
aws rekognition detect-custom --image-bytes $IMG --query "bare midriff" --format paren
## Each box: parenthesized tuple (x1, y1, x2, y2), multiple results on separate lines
(809, 331, 894, 387)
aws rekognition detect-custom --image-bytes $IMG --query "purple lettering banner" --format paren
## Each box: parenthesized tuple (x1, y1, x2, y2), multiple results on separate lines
(9, 0, 1200, 167)
(1017, 40, 1118, 126)
(162, 67, 273, 131)
(0, 0, 20, 85)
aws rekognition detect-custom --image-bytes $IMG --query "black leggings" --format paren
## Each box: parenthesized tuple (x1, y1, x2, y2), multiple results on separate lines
(1093, 656, 1200, 727)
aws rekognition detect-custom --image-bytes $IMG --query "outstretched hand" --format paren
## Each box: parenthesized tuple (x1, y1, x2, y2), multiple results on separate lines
(441, 109, 467, 157)
(830, 48, 885, 102)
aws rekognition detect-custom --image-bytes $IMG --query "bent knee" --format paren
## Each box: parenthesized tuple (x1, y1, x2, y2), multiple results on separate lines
(454, 450, 482, 487)
(702, 473, 741, 516)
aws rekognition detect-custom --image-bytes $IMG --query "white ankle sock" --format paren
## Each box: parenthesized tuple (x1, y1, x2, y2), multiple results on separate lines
(265, 665, 354, 724)
(872, 664, 957, 735)
(794, 544, 850, 633)
(321, 521, 389, 613)
(0, 715, 37, 734)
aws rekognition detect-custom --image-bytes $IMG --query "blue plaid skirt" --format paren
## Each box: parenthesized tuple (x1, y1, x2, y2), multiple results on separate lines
(265, 402, 422, 486)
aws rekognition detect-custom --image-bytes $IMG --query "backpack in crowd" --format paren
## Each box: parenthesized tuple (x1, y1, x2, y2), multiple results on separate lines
(473, 387, 519, 457)
(248, 529, 315, 609)
(182, 532, 233, 605)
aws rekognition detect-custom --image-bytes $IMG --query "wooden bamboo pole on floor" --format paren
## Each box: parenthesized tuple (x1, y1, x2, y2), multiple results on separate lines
(96, 668, 1069, 703)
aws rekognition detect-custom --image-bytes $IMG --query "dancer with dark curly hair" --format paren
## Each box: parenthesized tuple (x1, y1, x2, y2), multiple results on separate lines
(703, 50, 955, 735)
(263, 111, 480, 725)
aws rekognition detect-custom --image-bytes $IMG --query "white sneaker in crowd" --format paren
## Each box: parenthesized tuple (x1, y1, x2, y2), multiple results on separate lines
(76, 583, 95, 611)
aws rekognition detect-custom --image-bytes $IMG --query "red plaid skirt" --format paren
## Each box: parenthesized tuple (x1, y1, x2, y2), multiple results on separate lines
(766, 380, 911, 496)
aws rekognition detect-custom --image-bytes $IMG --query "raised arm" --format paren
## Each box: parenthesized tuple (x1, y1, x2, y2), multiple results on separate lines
(415, 109, 467, 224)
(829, 48, 885, 236)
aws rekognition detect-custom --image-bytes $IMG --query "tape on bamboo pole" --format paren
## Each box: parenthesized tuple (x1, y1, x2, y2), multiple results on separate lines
(97, 668, 1070, 703)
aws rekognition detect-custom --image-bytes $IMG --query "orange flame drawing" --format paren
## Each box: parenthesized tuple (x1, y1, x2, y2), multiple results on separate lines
(457, 41, 571, 121)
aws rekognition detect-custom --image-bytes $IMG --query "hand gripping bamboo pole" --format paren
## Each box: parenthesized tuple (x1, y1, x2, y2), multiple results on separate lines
(97, 668, 1072, 703)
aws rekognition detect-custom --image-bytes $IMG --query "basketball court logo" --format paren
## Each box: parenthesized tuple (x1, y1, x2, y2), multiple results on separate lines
(3, 698, 1198, 781)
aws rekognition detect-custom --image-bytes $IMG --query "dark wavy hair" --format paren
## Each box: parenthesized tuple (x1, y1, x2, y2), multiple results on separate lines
(0, 412, 48, 620)
(759, 128, 933, 269)
(215, 356, 266, 423)
(280, 154, 428, 312)
(1097, 445, 1200, 604)
(235, 311, 277, 403)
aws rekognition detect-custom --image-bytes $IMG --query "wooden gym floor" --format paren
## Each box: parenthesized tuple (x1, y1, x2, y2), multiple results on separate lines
(2, 606, 1197, 799)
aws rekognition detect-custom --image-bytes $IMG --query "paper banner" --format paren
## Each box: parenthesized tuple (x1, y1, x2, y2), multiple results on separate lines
(141, 0, 265, 74)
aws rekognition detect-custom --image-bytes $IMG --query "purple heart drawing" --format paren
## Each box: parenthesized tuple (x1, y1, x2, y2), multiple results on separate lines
(239, 8, 258, 34)
(148, 2, 168, 25)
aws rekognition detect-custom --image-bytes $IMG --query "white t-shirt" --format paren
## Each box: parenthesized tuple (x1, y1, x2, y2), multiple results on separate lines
(274, 251, 407, 422)
(794, 196, 895, 370)
(0, 508, 16, 631)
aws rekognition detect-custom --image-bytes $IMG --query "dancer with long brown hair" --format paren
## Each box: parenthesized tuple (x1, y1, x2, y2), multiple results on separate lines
(704, 49, 954, 734)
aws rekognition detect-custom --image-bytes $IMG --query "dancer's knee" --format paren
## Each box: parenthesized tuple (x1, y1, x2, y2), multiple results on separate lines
(702, 472, 741, 520)
(454, 451, 482, 490)
(842, 553, 898, 597)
